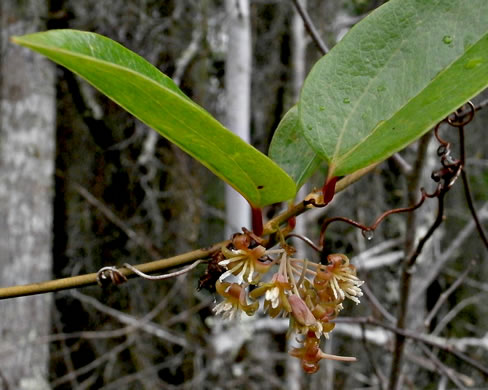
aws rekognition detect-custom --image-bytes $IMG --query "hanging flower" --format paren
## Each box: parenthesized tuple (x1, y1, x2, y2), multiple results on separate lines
(213, 280, 259, 320)
(290, 331, 356, 373)
(288, 294, 322, 337)
(316, 254, 364, 304)
(249, 272, 292, 317)
(218, 234, 277, 284)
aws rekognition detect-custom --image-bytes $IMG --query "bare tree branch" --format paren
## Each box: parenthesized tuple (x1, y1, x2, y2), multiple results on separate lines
(70, 291, 190, 348)
(419, 344, 468, 390)
(424, 260, 476, 329)
(290, 0, 329, 55)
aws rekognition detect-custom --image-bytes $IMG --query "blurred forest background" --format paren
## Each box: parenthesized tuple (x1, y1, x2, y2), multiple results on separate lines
(1, 0, 488, 389)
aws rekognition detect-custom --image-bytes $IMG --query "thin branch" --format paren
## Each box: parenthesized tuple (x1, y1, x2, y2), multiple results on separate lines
(98, 359, 183, 390)
(456, 97, 488, 117)
(418, 344, 468, 390)
(291, 0, 329, 55)
(389, 132, 436, 390)
(172, 29, 202, 85)
(389, 190, 447, 389)
(51, 337, 134, 387)
(360, 323, 388, 390)
(431, 292, 486, 337)
(70, 291, 190, 348)
(443, 267, 488, 293)
(424, 260, 476, 329)
(73, 182, 161, 259)
(458, 126, 488, 251)
(335, 316, 488, 377)
(390, 153, 413, 176)
(362, 283, 396, 323)
(412, 203, 488, 302)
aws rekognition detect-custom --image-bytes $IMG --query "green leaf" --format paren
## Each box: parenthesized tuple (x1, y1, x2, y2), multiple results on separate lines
(299, 0, 488, 176)
(13, 30, 295, 207)
(269, 105, 321, 190)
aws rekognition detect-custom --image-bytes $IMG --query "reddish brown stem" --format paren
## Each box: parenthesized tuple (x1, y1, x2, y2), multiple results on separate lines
(319, 187, 435, 249)
(322, 176, 338, 205)
(251, 207, 264, 236)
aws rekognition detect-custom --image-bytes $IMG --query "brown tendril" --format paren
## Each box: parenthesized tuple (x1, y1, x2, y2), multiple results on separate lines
(285, 233, 322, 253)
(447, 101, 475, 128)
(96, 266, 128, 287)
(123, 260, 205, 281)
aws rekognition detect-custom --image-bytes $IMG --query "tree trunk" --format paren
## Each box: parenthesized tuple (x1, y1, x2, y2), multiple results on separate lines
(287, 2, 307, 389)
(0, 1, 55, 388)
(224, 0, 251, 238)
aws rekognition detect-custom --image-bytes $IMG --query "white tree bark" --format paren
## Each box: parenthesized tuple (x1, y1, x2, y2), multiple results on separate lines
(224, 0, 251, 238)
(0, 1, 55, 388)
(287, 2, 307, 389)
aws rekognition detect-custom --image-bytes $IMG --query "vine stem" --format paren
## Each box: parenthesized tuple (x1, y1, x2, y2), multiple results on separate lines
(0, 163, 378, 300)
(0, 242, 226, 300)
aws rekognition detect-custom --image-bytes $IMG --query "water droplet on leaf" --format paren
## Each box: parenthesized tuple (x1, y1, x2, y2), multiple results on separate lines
(464, 58, 483, 69)
(361, 229, 374, 241)
(343, 98, 350, 104)
(307, 125, 313, 130)
(442, 35, 453, 44)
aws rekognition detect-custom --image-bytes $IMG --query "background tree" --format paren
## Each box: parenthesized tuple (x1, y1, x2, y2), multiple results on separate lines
(0, 1, 55, 388)
(224, 0, 252, 237)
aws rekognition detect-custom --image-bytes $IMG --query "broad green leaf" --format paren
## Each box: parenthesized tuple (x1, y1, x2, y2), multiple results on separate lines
(299, 0, 488, 176)
(269, 105, 321, 190)
(13, 30, 295, 207)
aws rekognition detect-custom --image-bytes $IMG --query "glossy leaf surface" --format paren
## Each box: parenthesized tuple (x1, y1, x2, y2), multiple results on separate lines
(300, 0, 488, 176)
(13, 30, 295, 206)
(269, 105, 321, 190)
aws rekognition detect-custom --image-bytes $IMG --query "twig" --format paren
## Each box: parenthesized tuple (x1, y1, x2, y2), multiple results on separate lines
(362, 283, 396, 323)
(389, 190, 447, 389)
(475, 97, 488, 111)
(172, 29, 202, 85)
(458, 126, 488, 251)
(412, 203, 488, 301)
(424, 261, 476, 329)
(389, 133, 436, 390)
(50, 337, 135, 387)
(456, 97, 488, 117)
(335, 316, 488, 377)
(418, 344, 468, 390)
(290, 0, 329, 55)
(360, 323, 387, 390)
(70, 291, 189, 348)
(390, 153, 413, 176)
(432, 292, 486, 337)
(98, 359, 183, 390)
(73, 182, 161, 259)
(443, 267, 488, 293)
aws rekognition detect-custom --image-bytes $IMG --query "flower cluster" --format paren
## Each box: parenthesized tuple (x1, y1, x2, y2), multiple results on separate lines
(211, 233, 364, 373)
